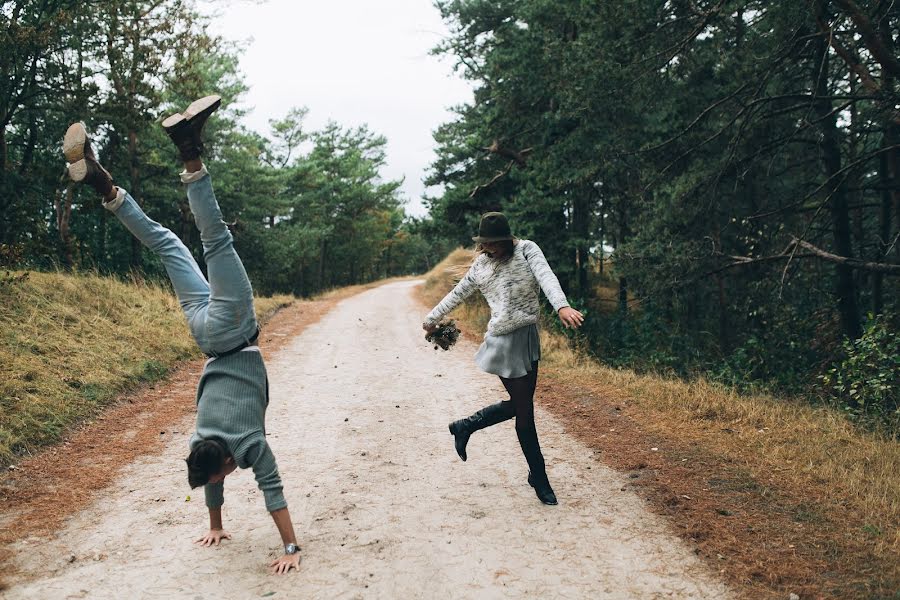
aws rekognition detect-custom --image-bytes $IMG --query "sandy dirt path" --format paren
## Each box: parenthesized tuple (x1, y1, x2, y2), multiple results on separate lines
(2, 280, 730, 599)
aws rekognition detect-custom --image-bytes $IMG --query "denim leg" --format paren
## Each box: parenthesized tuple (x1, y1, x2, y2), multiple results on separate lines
(109, 192, 211, 348)
(183, 170, 258, 351)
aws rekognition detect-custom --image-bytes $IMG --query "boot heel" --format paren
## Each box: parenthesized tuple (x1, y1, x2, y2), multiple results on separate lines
(161, 112, 187, 131)
(67, 159, 88, 182)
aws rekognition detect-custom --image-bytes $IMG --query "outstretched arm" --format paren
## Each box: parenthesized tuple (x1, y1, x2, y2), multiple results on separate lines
(522, 241, 584, 329)
(239, 436, 300, 574)
(423, 264, 479, 331)
(269, 508, 301, 574)
(195, 506, 232, 546)
(195, 481, 231, 546)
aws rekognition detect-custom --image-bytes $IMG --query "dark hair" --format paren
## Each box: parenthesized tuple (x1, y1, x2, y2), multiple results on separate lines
(185, 437, 229, 488)
(476, 239, 515, 262)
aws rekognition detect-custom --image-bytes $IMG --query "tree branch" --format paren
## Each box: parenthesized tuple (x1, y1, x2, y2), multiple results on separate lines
(814, 11, 880, 94)
(469, 160, 514, 198)
(482, 140, 531, 167)
(791, 237, 900, 274)
(832, 0, 900, 79)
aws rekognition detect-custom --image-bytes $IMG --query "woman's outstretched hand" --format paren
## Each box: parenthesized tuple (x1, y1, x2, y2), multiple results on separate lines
(558, 307, 585, 329)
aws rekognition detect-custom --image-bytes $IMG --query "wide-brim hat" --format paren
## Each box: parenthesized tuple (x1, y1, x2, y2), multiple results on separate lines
(472, 211, 514, 243)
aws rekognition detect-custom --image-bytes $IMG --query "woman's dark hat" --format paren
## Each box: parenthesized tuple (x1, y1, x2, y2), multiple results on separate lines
(472, 212, 513, 243)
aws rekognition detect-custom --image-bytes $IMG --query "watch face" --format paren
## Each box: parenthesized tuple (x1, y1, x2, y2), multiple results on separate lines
(285, 543, 298, 555)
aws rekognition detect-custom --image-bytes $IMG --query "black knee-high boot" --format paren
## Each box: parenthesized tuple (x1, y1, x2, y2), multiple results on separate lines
(448, 401, 515, 461)
(517, 425, 557, 505)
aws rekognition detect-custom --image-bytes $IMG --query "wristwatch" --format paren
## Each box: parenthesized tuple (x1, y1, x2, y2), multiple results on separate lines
(284, 543, 299, 555)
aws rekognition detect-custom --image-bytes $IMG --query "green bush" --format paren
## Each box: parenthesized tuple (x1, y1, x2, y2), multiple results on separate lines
(822, 315, 900, 430)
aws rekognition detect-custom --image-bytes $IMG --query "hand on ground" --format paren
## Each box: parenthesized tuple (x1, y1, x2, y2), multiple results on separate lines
(194, 529, 232, 547)
(559, 307, 585, 329)
(270, 552, 301, 574)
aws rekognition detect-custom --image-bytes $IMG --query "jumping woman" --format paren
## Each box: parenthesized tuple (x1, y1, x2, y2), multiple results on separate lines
(423, 212, 584, 505)
(63, 95, 301, 573)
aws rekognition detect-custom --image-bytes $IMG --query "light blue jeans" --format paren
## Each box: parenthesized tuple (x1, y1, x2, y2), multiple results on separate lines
(107, 168, 258, 355)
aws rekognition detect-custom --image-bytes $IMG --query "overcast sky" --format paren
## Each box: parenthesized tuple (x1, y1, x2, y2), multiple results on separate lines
(204, 0, 473, 217)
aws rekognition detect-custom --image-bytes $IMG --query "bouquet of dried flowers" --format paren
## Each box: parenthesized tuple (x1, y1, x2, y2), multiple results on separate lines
(425, 320, 461, 351)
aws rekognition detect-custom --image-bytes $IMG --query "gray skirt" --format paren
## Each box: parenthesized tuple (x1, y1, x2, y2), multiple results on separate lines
(474, 323, 541, 378)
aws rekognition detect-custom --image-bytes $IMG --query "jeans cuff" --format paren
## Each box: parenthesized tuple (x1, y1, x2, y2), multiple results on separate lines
(180, 164, 209, 184)
(103, 187, 126, 212)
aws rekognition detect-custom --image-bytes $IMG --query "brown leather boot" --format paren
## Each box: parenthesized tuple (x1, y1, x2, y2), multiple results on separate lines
(63, 123, 114, 199)
(161, 94, 221, 161)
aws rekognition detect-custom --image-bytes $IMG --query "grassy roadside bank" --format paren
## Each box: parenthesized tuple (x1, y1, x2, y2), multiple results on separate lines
(0, 270, 292, 467)
(0, 276, 387, 592)
(417, 249, 900, 599)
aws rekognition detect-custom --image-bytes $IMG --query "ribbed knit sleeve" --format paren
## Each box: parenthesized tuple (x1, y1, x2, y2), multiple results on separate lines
(521, 241, 570, 312)
(234, 433, 287, 512)
(205, 481, 224, 509)
(425, 264, 479, 326)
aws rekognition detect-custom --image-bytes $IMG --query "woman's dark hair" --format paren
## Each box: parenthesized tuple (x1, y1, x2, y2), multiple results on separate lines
(185, 437, 229, 488)
(476, 239, 515, 262)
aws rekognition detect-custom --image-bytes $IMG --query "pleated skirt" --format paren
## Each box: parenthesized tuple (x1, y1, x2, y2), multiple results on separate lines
(474, 323, 541, 378)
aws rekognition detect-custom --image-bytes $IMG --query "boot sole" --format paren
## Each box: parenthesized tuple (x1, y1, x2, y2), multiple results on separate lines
(63, 123, 88, 163)
(184, 94, 221, 120)
(161, 95, 221, 133)
(67, 159, 88, 183)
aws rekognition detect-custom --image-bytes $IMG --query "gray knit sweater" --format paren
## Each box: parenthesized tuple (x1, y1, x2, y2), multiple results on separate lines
(188, 349, 287, 512)
(425, 240, 570, 336)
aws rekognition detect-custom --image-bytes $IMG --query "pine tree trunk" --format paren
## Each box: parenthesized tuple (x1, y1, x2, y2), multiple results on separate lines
(128, 129, 143, 268)
(814, 34, 861, 339)
(18, 111, 37, 175)
(318, 238, 327, 291)
(598, 198, 605, 276)
(573, 189, 590, 296)
(55, 180, 75, 267)
(0, 124, 6, 178)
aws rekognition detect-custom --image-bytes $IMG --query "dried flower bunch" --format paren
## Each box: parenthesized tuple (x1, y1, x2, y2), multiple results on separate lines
(425, 320, 461, 351)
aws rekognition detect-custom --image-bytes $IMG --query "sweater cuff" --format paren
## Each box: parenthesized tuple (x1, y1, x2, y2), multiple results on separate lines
(205, 481, 224, 509)
(552, 299, 571, 312)
(264, 490, 288, 513)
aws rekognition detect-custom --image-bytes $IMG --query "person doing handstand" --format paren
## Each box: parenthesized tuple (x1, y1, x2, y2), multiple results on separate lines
(63, 95, 301, 574)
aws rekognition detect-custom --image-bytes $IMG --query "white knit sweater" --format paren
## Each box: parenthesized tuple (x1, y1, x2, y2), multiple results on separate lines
(425, 240, 570, 336)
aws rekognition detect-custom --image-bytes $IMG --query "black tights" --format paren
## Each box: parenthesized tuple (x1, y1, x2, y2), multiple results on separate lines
(500, 362, 547, 478)
(456, 361, 548, 480)
(499, 361, 539, 433)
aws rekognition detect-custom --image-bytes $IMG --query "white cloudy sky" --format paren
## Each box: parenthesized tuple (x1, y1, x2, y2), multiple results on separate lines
(204, 0, 473, 217)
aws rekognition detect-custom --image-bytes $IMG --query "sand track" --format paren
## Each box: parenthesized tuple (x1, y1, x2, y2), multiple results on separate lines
(2, 281, 729, 599)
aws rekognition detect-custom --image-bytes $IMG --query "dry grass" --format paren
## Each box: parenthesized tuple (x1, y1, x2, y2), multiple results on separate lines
(0, 270, 292, 467)
(418, 248, 900, 598)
